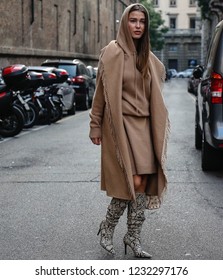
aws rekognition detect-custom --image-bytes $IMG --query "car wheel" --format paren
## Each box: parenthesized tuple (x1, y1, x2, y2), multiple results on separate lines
(50, 104, 63, 123)
(201, 132, 222, 171)
(82, 92, 90, 110)
(67, 102, 76, 115)
(188, 87, 193, 93)
(195, 105, 202, 150)
(89, 87, 95, 108)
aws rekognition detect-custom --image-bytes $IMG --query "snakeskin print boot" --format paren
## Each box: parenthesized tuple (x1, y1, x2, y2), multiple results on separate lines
(97, 198, 128, 255)
(123, 193, 152, 258)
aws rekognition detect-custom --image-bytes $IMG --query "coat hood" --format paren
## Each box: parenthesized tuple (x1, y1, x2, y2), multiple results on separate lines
(116, 3, 149, 55)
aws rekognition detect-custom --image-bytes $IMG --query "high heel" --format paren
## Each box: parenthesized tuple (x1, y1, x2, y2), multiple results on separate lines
(123, 193, 152, 259)
(98, 220, 115, 255)
(123, 232, 152, 258)
(124, 242, 127, 255)
(97, 198, 128, 255)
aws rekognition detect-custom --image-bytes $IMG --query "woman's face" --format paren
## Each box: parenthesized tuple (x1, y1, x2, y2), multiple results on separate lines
(128, 10, 145, 40)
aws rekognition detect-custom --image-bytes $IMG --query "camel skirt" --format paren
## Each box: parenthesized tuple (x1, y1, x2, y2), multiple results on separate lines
(123, 115, 157, 175)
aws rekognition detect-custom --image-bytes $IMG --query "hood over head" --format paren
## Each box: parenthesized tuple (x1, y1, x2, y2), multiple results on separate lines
(116, 3, 150, 55)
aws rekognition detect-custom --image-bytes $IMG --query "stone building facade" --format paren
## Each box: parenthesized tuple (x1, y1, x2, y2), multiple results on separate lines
(151, 0, 201, 71)
(0, 0, 136, 67)
(201, 0, 223, 65)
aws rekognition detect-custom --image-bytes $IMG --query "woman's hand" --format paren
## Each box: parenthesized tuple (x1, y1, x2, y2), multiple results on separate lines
(90, 137, 102, 145)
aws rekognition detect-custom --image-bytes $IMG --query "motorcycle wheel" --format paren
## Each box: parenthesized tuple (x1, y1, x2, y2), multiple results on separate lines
(23, 102, 39, 129)
(50, 104, 63, 123)
(0, 106, 24, 137)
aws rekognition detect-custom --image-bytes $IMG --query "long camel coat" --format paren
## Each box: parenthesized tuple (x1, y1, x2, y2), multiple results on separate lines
(89, 41, 169, 209)
(89, 5, 170, 209)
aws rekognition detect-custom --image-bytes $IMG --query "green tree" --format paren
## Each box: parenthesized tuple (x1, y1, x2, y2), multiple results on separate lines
(197, 0, 210, 19)
(139, 0, 168, 50)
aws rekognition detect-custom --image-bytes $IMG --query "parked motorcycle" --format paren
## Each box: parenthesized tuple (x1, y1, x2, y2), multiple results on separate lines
(31, 69, 68, 125)
(0, 64, 69, 136)
(6, 68, 44, 130)
(0, 65, 27, 137)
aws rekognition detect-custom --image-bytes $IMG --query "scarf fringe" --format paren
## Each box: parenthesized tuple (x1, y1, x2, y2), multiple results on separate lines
(100, 62, 135, 201)
(146, 59, 171, 208)
(162, 116, 171, 177)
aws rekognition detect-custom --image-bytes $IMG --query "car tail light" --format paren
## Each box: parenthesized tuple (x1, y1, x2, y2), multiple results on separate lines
(0, 92, 7, 99)
(35, 72, 44, 79)
(211, 72, 223, 104)
(71, 76, 84, 83)
(60, 70, 68, 76)
(48, 73, 57, 79)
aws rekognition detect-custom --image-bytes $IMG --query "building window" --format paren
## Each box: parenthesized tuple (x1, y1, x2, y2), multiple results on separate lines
(188, 43, 198, 51)
(38, 0, 43, 29)
(170, 17, 176, 29)
(73, 0, 77, 35)
(189, 0, 196, 6)
(54, 5, 59, 50)
(67, 10, 71, 51)
(169, 44, 178, 51)
(30, 0, 34, 24)
(153, 0, 159, 7)
(168, 59, 178, 71)
(189, 17, 196, 29)
(170, 0, 176, 7)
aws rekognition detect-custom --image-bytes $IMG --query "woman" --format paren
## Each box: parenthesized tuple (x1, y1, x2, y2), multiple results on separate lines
(89, 3, 169, 258)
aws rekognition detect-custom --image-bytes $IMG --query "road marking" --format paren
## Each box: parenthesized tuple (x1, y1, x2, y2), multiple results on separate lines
(188, 92, 196, 102)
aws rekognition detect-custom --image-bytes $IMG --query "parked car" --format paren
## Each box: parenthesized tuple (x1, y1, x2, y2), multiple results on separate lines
(87, 65, 97, 88)
(165, 68, 172, 81)
(177, 68, 194, 78)
(41, 59, 95, 110)
(194, 20, 223, 171)
(187, 69, 201, 95)
(94, 67, 98, 74)
(0, 70, 5, 85)
(169, 68, 178, 78)
(27, 66, 76, 115)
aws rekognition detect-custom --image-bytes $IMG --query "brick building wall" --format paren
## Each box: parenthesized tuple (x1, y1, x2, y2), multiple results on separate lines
(0, 0, 137, 67)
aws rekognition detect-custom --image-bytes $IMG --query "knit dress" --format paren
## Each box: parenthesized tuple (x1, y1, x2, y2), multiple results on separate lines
(122, 57, 157, 175)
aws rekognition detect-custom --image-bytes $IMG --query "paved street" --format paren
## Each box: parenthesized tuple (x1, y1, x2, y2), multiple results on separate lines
(0, 78, 223, 260)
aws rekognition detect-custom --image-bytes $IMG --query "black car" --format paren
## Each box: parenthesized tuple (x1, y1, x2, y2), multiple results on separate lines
(87, 65, 97, 88)
(27, 66, 76, 115)
(41, 59, 95, 110)
(0, 70, 5, 85)
(194, 20, 223, 171)
(165, 69, 172, 81)
(187, 74, 200, 95)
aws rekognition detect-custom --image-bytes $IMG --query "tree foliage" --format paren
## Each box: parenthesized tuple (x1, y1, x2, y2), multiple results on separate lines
(197, 0, 210, 19)
(139, 0, 168, 50)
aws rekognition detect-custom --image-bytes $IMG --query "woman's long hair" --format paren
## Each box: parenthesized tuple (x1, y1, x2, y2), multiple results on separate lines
(129, 4, 150, 77)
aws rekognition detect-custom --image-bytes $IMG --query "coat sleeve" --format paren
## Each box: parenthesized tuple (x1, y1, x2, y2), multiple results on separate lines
(89, 66, 105, 139)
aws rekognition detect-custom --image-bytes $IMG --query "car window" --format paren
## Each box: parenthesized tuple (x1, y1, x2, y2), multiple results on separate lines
(86, 68, 91, 77)
(79, 64, 88, 75)
(57, 64, 77, 77)
(214, 31, 223, 74)
(206, 26, 220, 65)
